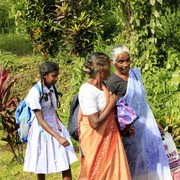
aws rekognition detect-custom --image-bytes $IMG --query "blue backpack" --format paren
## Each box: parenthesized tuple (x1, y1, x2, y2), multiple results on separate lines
(68, 94, 79, 141)
(15, 83, 41, 142)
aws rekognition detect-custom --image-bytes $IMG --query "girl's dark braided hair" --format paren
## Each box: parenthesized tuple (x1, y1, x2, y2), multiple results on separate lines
(39, 61, 61, 107)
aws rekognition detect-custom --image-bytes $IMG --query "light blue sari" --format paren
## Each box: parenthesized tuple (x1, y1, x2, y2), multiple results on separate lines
(123, 68, 172, 180)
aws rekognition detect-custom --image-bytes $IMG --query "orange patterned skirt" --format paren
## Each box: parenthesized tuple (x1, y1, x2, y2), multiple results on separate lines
(78, 110, 131, 180)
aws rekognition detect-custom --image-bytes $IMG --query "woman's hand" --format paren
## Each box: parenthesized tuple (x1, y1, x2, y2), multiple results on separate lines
(120, 124, 136, 137)
(57, 137, 70, 147)
(128, 124, 136, 136)
(157, 123, 164, 135)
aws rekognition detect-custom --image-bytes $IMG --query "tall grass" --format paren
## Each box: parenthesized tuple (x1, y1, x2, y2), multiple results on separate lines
(0, 33, 33, 56)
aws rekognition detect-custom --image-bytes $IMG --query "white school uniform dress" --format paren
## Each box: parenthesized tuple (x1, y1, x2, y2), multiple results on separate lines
(23, 81, 78, 174)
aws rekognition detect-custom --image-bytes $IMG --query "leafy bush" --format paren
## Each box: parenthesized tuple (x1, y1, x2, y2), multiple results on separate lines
(0, 66, 23, 163)
(141, 48, 180, 149)
(15, 0, 104, 59)
(55, 54, 85, 126)
(0, 1, 15, 33)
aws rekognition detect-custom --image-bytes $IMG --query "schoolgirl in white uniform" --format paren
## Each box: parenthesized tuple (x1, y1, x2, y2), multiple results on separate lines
(24, 61, 78, 180)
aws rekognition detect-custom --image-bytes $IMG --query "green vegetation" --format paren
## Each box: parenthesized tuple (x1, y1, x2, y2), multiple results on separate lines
(0, 0, 179, 179)
(0, 34, 33, 56)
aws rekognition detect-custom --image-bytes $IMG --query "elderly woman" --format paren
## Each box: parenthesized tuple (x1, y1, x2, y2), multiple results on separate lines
(78, 52, 131, 180)
(106, 45, 172, 180)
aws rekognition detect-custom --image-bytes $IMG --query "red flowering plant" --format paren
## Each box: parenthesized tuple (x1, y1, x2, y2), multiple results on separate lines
(0, 66, 23, 163)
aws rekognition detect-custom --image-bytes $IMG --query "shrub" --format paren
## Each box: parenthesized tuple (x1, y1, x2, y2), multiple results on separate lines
(0, 66, 23, 163)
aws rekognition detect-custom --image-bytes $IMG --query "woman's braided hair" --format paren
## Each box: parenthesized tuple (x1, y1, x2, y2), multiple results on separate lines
(39, 61, 61, 107)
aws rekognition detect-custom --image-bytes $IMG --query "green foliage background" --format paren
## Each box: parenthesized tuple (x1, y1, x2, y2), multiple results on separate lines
(0, 0, 179, 179)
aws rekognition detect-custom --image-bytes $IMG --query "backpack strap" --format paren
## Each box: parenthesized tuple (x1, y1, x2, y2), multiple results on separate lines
(34, 83, 41, 93)
(33, 83, 47, 141)
(33, 83, 43, 102)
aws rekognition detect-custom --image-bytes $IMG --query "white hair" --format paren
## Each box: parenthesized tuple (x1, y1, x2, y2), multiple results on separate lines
(110, 44, 130, 63)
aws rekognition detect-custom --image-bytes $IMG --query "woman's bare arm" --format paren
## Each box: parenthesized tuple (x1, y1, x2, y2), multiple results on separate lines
(87, 92, 117, 129)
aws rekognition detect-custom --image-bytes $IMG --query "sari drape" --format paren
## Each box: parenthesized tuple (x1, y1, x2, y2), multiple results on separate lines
(78, 85, 131, 180)
(122, 68, 172, 180)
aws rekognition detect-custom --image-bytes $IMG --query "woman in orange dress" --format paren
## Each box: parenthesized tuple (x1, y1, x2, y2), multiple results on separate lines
(78, 52, 131, 180)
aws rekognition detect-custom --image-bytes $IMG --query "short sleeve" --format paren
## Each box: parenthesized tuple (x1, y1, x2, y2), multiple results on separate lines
(26, 85, 41, 110)
(106, 77, 117, 94)
(79, 83, 105, 115)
